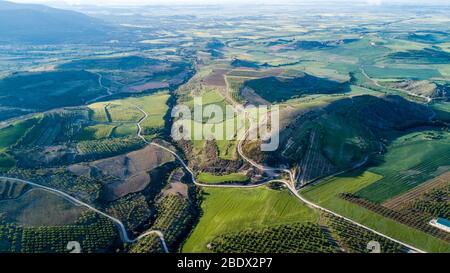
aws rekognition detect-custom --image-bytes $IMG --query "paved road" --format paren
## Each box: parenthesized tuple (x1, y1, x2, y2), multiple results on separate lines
(233, 107, 425, 253)
(134, 101, 426, 253)
(0, 176, 169, 253)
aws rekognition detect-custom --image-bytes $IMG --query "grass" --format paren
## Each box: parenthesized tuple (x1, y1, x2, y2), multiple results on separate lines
(112, 124, 137, 138)
(89, 103, 109, 123)
(120, 92, 170, 132)
(198, 173, 249, 184)
(357, 131, 450, 203)
(301, 171, 450, 253)
(0, 152, 16, 172)
(364, 65, 442, 80)
(78, 124, 115, 140)
(107, 104, 142, 123)
(86, 92, 170, 137)
(182, 186, 319, 252)
(320, 113, 377, 168)
(0, 117, 39, 149)
(177, 88, 245, 160)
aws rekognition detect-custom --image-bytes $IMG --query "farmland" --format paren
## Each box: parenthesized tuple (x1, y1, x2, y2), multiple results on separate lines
(0, 1, 450, 254)
(210, 223, 336, 253)
(356, 131, 450, 203)
(182, 186, 320, 253)
(301, 171, 450, 252)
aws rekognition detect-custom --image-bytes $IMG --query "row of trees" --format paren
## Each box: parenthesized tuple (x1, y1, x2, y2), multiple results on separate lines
(210, 223, 336, 253)
(340, 193, 450, 242)
(326, 214, 407, 253)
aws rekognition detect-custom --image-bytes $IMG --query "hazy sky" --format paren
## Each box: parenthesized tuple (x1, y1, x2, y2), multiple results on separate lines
(8, 0, 450, 6)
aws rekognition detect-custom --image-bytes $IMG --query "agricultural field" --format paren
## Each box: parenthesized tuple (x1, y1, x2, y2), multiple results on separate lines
(301, 171, 450, 253)
(182, 186, 320, 253)
(209, 223, 337, 253)
(1, 1, 450, 254)
(356, 131, 450, 203)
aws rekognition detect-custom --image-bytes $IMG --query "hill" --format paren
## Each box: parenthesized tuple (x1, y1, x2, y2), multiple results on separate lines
(0, 0, 110, 43)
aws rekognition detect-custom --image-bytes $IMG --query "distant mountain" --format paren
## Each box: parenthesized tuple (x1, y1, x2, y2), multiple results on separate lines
(0, 0, 111, 43)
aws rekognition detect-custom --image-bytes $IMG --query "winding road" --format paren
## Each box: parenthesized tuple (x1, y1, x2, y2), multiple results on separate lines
(0, 176, 169, 253)
(0, 71, 427, 253)
(134, 98, 427, 253)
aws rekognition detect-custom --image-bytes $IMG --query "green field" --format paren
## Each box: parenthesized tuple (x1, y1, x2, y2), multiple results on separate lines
(0, 117, 39, 150)
(364, 65, 442, 80)
(78, 124, 115, 140)
(86, 91, 170, 139)
(112, 124, 138, 138)
(198, 173, 249, 184)
(182, 186, 319, 252)
(301, 171, 450, 253)
(357, 131, 450, 203)
(119, 92, 170, 133)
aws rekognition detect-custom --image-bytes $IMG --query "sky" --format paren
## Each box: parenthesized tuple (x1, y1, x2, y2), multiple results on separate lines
(7, 0, 450, 6)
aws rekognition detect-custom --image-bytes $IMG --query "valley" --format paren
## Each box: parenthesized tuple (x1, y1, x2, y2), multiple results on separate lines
(0, 0, 449, 254)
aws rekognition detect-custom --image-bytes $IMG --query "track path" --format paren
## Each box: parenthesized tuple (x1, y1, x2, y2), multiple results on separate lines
(133, 98, 426, 253)
(0, 176, 169, 252)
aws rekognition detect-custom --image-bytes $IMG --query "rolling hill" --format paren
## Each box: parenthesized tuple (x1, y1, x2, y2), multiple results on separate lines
(0, 0, 110, 43)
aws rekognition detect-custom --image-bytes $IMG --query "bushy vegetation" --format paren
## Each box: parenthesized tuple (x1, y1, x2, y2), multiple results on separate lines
(245, 74, 350, 103)
(210, 223, 336, 253)
(339, 193, 450, 243)
(107, 194, 151, 235)
(301, 171, 450, 252)
(21, 212, 117, 253)
(357, 131, 450, 203)
(198, 173, 249, 184)
(0, 220, 22, 253)
(0, 179, 30, 200)
(6, 168, 102, 202)
(76, 137, 145, 161)
(0, 71, 105, 114)
(0, 117, 39, 149)
(16, 110, 89, 147)
(0, 152, 16, 172)
(59, 56, 163, 71)
(388, 48, 450, 64)
(410, 185, 450, 219)
(183, 187, 319, 252)
(152, 194, 195, 252)
(129, 234, 164, 253)
(326, 215, 408, 253)
(1, 212, 118, 253)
